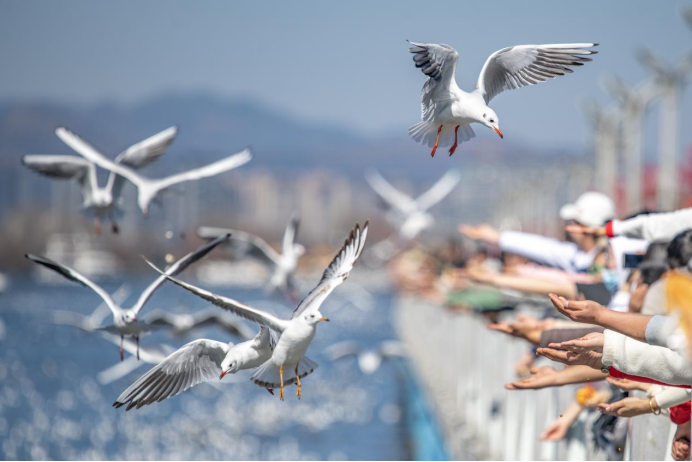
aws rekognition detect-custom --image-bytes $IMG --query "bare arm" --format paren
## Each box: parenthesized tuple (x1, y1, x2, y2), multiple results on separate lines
(506, 365, 607, 390)
(466, 269, 577, 298)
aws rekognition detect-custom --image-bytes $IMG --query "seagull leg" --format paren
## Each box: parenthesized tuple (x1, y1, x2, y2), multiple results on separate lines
(448, 125, 460, 156)
(136, 336, 140, 360)
(430, 125, 443, 157)
(279, 365, 284, 401)
(119, 335, 124, 361)
(94, 216, 102, 236)
(295, 362, 301, 400)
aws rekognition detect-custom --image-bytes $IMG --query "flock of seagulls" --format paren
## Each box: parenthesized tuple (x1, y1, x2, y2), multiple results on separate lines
(21, 38, 597, 417)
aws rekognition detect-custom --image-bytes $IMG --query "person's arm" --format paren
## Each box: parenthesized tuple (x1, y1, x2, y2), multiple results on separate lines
(540, 402, 583, 441)
(468, 270, 578, 298)
(505, 365, 607, 390)
(548, 293, 652, 342)
(654, 387, 692, 409)
(497, 231, 580, 272)
(487, 321, 542, 344)
(540, 327, 604, 348)
(602, 330, 692, 386)
(596, 396, 661, 417)
(566, 208, 692, 242)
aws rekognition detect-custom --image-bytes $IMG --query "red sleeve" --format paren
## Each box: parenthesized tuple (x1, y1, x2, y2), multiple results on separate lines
(609, 367, 691, 389)
(670, 402, 691, 425)
(605, 220, 615, 238)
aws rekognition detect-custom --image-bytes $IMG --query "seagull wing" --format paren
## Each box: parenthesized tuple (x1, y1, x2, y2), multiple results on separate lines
(22, 155, 97, 200)
(408, 41, 461, 122)
(25, 254, 117, 314)
(414, 170, 461, 211)
(282, 213, 301, 256)
(365, 170, 415, 214)
(132, 233, 230, 314)
(476, 43, 598, 104)
(113, 339, 229, 410)
(97, 357, 147, 386)
(197, 227, 281, 266)
(153, 148, 253, 191)
(292, 221, 368, 319)
(191, 308, 255, 339)
(143, 259, 289, 333)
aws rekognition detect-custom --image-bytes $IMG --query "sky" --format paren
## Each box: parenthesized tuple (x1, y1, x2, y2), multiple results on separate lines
(2, 0, 692, 150)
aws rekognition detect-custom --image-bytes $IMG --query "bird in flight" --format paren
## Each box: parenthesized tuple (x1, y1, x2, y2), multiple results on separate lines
(407, 41, 598, 156)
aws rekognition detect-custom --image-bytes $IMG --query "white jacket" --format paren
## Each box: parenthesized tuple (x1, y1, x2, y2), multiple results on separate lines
(602, 329, 691, 386)
(498, 231, 598, 273)
(609, 208, 692, 242)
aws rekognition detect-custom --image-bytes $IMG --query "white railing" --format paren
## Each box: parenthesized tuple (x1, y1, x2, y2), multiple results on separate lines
(394, 294, 677, 461)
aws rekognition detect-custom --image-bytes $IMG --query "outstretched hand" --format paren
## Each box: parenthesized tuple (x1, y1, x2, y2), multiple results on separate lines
(548, 293, 605, 325)
(565, 223, 607, 237)
(488, 321, 541, 344)
(548, 332, 604, 352)
(536, 347, 603, 370)
(596, 397, 653, 417)
(458, 224, 501, 245)
(505, 366, 557, 390)
(605, 377, 651, 393)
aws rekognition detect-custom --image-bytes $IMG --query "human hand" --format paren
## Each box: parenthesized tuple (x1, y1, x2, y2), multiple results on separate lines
(505, 366, 557, 390)
(540, 416, 572, 441)
(462, 267, 498, 284)
(596, 397, 654, 417)
(672, 421, 691, 461)
(548, 293, 606, 325)
(548, 332, 604, 352)
(488, 321, 541, 344)
(605, 377, 651, 393)
(565, 223, 607, 237)
(536, 347, 603, 370)
(458, 224, 501, 245)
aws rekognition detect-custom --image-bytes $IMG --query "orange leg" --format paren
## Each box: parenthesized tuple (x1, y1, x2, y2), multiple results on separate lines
(449, 125, 460, 156)
(430, 125, 443, 157)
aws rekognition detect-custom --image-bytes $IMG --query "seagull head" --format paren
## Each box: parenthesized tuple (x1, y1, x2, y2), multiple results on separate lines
(219, 360, 238, 379)
(304, 311, 329, 325)
(481, 110, 503, 139)
(122, 311, 138, 324)
(293, 244, 306, 257)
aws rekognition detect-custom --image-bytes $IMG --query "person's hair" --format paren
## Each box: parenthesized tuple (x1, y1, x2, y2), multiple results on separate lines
(643, 242, 669, 264)
(667, 229, 692, 268)
(637, 261, 669, 286)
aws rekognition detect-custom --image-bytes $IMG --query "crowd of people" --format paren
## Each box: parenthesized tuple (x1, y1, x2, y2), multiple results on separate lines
(391, 191, 692, 460)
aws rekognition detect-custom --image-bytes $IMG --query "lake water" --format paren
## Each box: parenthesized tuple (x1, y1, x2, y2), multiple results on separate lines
(0, 277, 412, 460)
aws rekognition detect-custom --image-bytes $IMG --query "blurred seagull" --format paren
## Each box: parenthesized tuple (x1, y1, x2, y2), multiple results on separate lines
(55, 126, 253, 216)
(44, 284, 131, 332)
(144, 221, 368, 400)
(113, 326, 274, 410)
(25, 234, 229, 361)
(22, 126, 178, 233)
(143, 306, 255, 339)
(366, 169, 460, 241)
(325, 340, 407, 375)
(96, 332, 175, 385)
(197, 214, 304, 300)
(407, 41, 598, 156)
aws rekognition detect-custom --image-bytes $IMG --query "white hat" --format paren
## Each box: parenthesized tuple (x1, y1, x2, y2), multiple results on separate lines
(559, 191, 615, 228)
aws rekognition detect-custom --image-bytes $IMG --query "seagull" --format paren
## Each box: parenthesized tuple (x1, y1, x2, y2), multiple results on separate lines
(144, 221, 368, 400)
(407, 41, 598, 156)
(54, 126, 253, 216)
(325, 340, 407, 375)
(143, 306, 255, 339)
(43, 284, 131, 332)
(25, 234, 229, 361)
(366, 169, 460, 241)
(113, 326, 275, 410)
(197, 214, 305, 300)
(22, 127, 177, 233)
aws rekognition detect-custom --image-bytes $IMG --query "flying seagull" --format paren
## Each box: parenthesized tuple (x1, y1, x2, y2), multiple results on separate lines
(55, 126, 253, 216)
(22, 127, 178, 233)
(325, 340, 407, 375)
(408, 41, 598, 156)
(143, 306, 255, 339)
(43, 284, 131, 332)
(197, 214, 304, 300)
(113, 326, 275, 410)
(144, 221, 368, 400)
(25, 234, 229, 361)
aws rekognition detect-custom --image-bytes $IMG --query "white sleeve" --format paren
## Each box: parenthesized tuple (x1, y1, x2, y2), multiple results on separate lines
(602, 329, 692, 386)
(611, 208, 692, 242)
(498, 231, 580, 272)
(652, 387, 691, 409)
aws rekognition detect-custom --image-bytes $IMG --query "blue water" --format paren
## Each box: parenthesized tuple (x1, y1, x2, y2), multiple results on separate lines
(0, 277, 412, 460)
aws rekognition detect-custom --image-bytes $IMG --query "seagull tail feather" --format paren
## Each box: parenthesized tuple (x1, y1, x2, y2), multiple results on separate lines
(251, 356, 319, 388)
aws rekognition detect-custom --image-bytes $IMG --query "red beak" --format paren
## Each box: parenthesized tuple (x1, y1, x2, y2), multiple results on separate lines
(493, 127, 504, 139)
(219, 371, 227, 380)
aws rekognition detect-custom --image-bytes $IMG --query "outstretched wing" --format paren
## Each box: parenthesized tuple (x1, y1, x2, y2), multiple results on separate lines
(143, 258, 290, 333)
(282, 213, 300, 255)
(365, 170, 415, 214)
(292, 221, 369, 319)
(113, 339, 229, 410)
(476, 43, 598, 104)
(414, 170, 461, 211)
(408, 41, 461, 122)
(197, 226, 281, 266)
(154, 148, 253, 191)
(132, 233, 231, 314)
(25, 254, 117, 314)
(22, 155, 97, 200)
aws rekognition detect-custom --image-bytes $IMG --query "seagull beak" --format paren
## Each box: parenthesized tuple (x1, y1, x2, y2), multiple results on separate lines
(319, 317, 330, 322)
(133, 316, 138, 322)
(219, 370, 227, 380)
(493, 126, 504, 139)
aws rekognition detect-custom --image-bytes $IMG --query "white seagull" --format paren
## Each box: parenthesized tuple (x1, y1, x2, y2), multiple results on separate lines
(22, 127, 178, 233)
(55, 126, 253, 216)
(44, 284, 131, 332)
(407, 41, 598, 156)
(113, 326, 275, 410)
(143, 306, 256, 339)
(325, 340, 407, 375)
(197, 214, 305, 300)
(145, 221, 369, 400)
(366, 169, 460, 241)
(25, 234, 229, 361)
